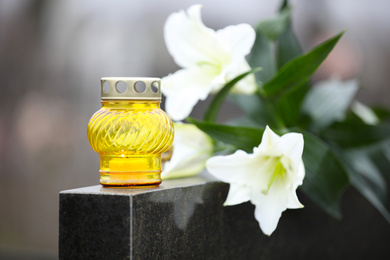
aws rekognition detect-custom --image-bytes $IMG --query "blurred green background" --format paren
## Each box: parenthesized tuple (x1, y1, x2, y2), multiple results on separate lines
(0, 0, 389, 258)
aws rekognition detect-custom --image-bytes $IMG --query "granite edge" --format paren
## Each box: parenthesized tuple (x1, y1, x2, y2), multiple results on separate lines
(59, 173, 219, 197)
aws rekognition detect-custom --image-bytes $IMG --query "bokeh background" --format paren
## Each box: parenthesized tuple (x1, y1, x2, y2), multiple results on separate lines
(1, 0, 389, 258)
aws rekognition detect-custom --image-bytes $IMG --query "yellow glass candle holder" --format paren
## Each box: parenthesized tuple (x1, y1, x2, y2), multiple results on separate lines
(87, 77, 174, 187)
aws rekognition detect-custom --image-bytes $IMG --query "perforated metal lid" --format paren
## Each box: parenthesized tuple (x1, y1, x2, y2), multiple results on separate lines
(100, 77, 161, 100)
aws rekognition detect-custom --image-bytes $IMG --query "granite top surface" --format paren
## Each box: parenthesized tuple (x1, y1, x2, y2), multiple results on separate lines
(60, 172, 217, 196)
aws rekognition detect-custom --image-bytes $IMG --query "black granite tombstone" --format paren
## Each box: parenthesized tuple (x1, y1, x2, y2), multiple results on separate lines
(59, 174, 390, 260)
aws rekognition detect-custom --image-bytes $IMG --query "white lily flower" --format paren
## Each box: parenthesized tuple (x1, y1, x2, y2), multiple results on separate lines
(206, 126, 305, 236)
(162, 123, 213, 179)
(162, 5, 256, 121)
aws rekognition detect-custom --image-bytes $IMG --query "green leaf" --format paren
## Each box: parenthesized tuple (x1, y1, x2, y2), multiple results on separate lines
(226, 116, 264, 128)
(369, 142, 390, 181)
(298, 130, 349, 219)
(279, 0, 288, 11)
(203, 68, 260, 123)
(271, 0, 306, 127)
(229, 94, 272, 127)
(277, 0, 302, 68)
(348, 174, 390, 224)
(248, 29, 275, 84)
(302, 79, 359, 129)
(345, 149, 387, 203)
(372, 106, 390, 121)
(274, 81, 310, 127)
(321, 121, 390, 148)
(331, 145, 390, 223)
(262, 32, 344, 97)
(277, 23, 302, 68)
(188, 118, 264, 153)
(257, 8, 291, 41)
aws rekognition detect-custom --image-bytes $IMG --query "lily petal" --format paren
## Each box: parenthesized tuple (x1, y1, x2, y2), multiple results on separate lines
(224, 183, 251, 206)
(252, 180, 289, 236)
(162, 123, 213, 179)
(351, 101, 379, 125)
(286, 161, 305, 209)
(214, 60, 257, 95)
(229, 61, 257, 94)
(255, 125, 281, 155)
(206, 150, 255, 185)
(216, 24, 256, 62)
(162, 67, 215, 121)
(277, 133, 304, 172)
(164, 5, 226, 68)
(286, 191, 304, 209)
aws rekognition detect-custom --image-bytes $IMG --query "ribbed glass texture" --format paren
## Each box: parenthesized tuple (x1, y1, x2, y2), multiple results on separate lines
(87, 101, 174, 187)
